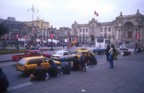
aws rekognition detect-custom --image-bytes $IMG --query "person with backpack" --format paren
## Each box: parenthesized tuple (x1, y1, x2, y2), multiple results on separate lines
(109, 44, 116, 68)
(0, 68, 9, 93)
(61, 61, 71, 74)
(47, 59, 58, 77)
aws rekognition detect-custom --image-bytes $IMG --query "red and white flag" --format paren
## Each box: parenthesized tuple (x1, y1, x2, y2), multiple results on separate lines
(94, 11, 99, 16)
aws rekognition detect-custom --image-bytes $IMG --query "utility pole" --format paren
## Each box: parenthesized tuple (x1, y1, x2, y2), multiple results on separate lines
(28, 4, 39, 44)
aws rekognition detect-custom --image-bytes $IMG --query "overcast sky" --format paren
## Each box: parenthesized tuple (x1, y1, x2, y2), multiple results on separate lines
(0, 0, 144, 28)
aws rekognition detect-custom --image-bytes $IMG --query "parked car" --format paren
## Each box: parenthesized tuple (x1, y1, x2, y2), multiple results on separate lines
(76, 47, 89, 52)
(119, 45, 127, 50)
(12, 50, 51, 62)
(16, 56, 60, 73)
(93, 48, 106, 55)
(51, 50, 76, 61)
(76, 49, 95, 58)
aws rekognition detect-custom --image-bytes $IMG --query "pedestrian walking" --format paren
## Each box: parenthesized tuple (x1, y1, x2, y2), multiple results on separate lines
(108, 44, 116, 68)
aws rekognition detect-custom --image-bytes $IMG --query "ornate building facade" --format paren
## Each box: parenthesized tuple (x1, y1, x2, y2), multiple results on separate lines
(71, 10, 144, 44)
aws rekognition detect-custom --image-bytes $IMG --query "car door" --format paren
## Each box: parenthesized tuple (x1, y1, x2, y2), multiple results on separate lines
(38, 58, 49, 69)
(26, 59, 37, 71)
(63, 51, 73, 60)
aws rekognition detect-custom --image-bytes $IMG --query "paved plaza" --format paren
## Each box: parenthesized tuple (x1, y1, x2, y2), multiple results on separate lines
(6, 52, 144, 93)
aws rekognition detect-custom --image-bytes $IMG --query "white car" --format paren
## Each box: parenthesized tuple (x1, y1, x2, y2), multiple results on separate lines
(119, 45, 127, 50)
(51, 50, 76, 61)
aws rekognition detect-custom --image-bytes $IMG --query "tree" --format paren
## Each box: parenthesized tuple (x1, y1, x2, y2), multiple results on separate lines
(0, 23, 8, 38)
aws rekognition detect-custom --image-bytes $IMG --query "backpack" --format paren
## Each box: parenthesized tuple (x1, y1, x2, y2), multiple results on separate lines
(61, 62, 71, 74)
(113, 49, 117, 59)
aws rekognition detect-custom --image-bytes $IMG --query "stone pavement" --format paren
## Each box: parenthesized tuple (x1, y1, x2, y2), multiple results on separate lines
(7, 52, 144, 93)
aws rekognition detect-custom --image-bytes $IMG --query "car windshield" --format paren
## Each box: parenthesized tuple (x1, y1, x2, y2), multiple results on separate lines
(43, 58, 49, 62)
(18, 59, 27, 65)
(97, 38, 104, 42)
(76, 52, 82, 55)
(105, 40, 110, 44)
(121, 45, 126, 47)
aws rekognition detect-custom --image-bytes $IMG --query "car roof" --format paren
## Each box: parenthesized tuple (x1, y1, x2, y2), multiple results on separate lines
(22, 56, 46, 60)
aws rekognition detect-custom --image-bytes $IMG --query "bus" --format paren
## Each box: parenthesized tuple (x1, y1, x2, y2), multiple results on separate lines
(93, 38, 110, 54)
(95, 38, 110, 49)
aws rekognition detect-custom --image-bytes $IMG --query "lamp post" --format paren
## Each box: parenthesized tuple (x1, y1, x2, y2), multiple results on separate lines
(28, 5, 39, 44)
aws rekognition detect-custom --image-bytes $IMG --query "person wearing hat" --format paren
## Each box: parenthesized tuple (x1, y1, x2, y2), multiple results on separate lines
(0, 68, 9, 93)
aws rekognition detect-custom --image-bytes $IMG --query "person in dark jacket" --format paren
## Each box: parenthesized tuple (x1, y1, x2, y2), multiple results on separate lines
(0, 68, 9, 93)
(30, 62, 47, 81)
(48, 59, 58, 77)
(61, 62, 71, 74)
(79, 52, 87, 72)
(72, 56, 80, 71)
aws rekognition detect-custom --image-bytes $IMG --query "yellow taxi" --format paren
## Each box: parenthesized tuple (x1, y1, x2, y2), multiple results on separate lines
(76, 47, 89, 53)
(76, 48, 95, 58)
(16, 56, 61, 73)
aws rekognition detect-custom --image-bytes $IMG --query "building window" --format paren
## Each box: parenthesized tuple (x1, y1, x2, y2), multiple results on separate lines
(83, 28, 85, 32)
(128, 31, 132, 38)
(101, 28, 103, 32)
(108, 27, 111, 32)
(86, 28, 88, 32)
(105, 27, 107, 31)
(80, 29, 82, 32)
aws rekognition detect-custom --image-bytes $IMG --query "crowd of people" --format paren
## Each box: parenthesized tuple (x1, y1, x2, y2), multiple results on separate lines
(29, 52, 98, 81)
